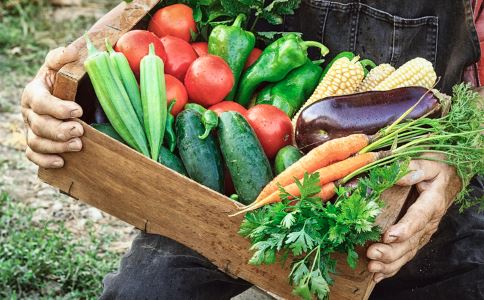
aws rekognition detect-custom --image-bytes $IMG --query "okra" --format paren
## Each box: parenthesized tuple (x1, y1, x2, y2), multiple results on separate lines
(84, 36, 149, 156)
(140, 43, 167, 160)
(105, 39, 144, 125)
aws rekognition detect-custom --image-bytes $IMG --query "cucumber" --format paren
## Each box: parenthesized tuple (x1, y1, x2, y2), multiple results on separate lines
(158, 146, 188, 176)
(218, 112, 273, 204)
(274, 145, 303, 175)
(176, 109, 224, 193)
(91, 123, 125, 144)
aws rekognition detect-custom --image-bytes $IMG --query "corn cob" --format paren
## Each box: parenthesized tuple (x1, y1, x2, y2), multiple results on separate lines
(105, 39, 144, 126)
(140, 43, 167, 160)
(373, 57, 437, 91)
(291, 56, 365, 129)
(84, 36, 149, 156)
(357, 63, 395, 92)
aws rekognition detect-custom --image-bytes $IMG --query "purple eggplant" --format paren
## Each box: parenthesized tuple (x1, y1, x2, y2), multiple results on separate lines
(295, 87, 440, 152)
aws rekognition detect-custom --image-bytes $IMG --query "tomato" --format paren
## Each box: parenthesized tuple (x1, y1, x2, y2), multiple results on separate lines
(243, 48, 262, 70)
(191, 42, 208, 57)
(209, 101, 247, 117)
(161, 36, 197, 81)
(148, 4, 197, 42)
(165, 74, 188, 116)
(184, 55, 234, 107)
(114, 30, 167, 78)
(246, 104, 293, 159)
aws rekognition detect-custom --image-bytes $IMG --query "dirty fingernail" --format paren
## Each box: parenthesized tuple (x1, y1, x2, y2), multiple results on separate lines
(386, 234, 398, 243)
(68, 139, 81, 151)
(70, 109, 81, 118)
(371, 249, 382, 259)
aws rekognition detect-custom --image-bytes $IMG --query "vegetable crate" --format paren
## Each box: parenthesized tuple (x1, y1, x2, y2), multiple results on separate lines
(38, 1, 412, 299)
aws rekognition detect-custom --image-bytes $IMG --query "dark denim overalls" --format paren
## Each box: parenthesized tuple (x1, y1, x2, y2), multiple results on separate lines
(100, 1, 483, 299)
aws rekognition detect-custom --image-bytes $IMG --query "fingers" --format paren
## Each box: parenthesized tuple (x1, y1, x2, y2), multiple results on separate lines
(23, 81, 83, 120)
(26, 110, 84, 141)
(367, 238, 417, 264)
(26, 147, 64, 169)
(383, 189, 439, 244)
(368, 247, 418, 282)
(27, 129, 82, 154)
(44, 46, 78, 72)
(396, 159, 440, 186)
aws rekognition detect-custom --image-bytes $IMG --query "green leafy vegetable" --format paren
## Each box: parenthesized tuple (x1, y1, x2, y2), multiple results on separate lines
(165, 0, 303, 41)
(239, 161, 408, 300)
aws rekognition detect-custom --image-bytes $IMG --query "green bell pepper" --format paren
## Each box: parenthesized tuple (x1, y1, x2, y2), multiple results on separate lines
(235, 33, 329, 107)
(164, 100, 177, 152)
(208, 14, 255, 100)
(256, 59, 323, 117)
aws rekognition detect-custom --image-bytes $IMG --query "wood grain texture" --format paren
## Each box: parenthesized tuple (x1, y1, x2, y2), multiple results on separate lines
(39, 1, 411, 298)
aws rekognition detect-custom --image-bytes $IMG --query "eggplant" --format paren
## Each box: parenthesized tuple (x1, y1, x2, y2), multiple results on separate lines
(295, 87, 441, 152)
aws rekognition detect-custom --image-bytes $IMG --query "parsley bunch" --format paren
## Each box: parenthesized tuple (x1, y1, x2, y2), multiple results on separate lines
(239, 162, 408, 300)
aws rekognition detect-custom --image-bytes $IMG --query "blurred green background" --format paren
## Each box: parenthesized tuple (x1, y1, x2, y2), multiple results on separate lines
(0, 1, 131, 299)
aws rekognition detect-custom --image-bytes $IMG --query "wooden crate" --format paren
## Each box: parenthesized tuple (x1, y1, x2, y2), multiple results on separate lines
(38, 1, 411, 299)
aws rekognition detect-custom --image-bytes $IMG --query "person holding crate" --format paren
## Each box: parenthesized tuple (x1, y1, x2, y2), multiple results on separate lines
(21, 0, 483, 299)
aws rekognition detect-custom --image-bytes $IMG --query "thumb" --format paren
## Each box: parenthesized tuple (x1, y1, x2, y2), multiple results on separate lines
(396, 160, 439, 186)
(44, 45, 78, 72)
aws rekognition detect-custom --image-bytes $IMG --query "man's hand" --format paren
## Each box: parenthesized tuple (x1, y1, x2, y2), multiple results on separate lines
(21, 46, 83, 168)
(366, 154, 461, 283)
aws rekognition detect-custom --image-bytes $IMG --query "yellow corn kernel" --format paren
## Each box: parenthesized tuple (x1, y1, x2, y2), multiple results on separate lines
(373, 57, 437, 91)
(292, 56, 364, 129)
(357, 64, 395, 92)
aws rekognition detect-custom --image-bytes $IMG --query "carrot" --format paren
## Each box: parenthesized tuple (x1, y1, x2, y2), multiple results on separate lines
(233, 152, 379, 215)
(254, 134, 370, 203)
(318, 182, 336, 202)
(230, 182, 336, 217)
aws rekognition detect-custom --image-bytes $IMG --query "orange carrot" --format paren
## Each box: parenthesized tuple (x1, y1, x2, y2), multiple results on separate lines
(254, 134, 370, 203)
(318, 182, 336, 202)
(233, 152, 378, 215)
(230, 182, 336, 217)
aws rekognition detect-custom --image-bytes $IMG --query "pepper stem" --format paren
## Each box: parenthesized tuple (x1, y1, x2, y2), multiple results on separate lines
(301, 41, 330, 57)
(84, 34, 99, 57)
(359, 59, 377, 76)
(232, 14, 246, 28)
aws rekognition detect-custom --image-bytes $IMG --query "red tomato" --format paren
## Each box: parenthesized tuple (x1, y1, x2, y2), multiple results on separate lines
(246, 104, 293, 159)
(161, 36, 197, 81)
(244, 48, 262, 70)
(209, 101, 247, 117)
(114, 30, 167, 78)
(148, 4, 197, 42)
(191, 42, 208, 57)
(165, 74, 188, 116)
(184, 55, 234, 107)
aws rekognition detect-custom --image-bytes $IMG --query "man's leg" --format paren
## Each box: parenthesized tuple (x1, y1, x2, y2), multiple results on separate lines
(100, 232, 251, 300)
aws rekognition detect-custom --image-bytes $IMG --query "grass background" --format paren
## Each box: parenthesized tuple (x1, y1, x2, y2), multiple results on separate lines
(0, 1, 123, 299)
